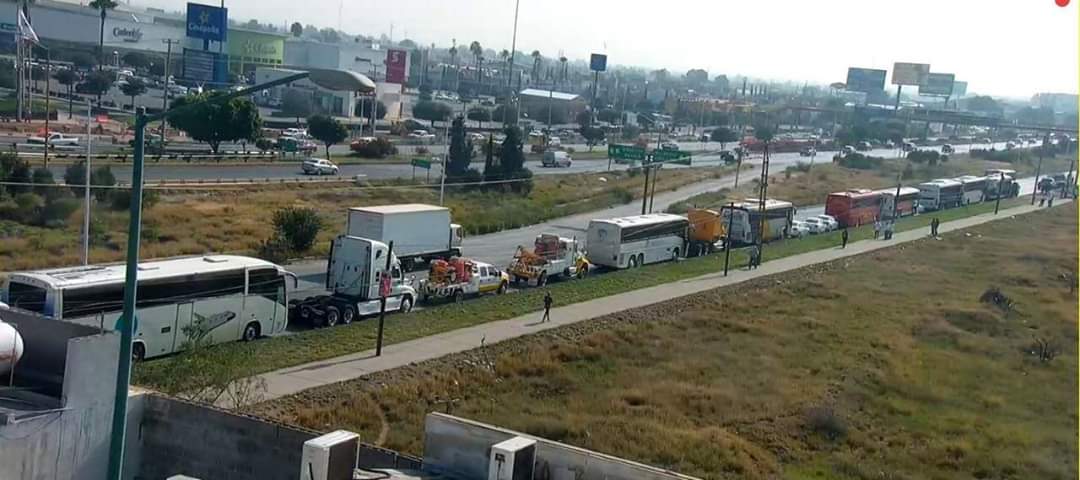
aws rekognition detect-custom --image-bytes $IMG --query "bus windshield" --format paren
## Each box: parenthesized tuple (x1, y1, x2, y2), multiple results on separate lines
(6, 281, 48, 314)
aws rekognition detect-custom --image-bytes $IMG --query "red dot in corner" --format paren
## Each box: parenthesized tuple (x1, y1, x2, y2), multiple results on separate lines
(1056, 0, 1070, 7)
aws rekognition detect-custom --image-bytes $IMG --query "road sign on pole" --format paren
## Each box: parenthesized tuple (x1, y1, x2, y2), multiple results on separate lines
(650, 149, 692, 165)
(608, 143, 646, 163)
(411, 157, 432, 169)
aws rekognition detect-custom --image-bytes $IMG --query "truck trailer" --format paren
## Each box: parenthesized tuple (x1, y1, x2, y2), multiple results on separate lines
(346, 204, 463, 270)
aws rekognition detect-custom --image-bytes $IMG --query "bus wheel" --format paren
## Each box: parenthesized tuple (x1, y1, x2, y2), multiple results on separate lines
(242, 322, 260, 342)
(638, 254, 645, 267)
(627, 256, 637, 269)
(341, 306, 356, 325)
(132, 343, 145, 362)
(672, 248, 680, 261)
(325, 306, 341, 327)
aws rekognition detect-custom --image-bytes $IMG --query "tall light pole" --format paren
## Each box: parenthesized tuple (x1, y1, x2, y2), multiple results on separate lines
(505, 0, 521, 126)
(1031, 132, 1048, 205)
(104, 69, 376, 480)
(82, 101, 92, 265)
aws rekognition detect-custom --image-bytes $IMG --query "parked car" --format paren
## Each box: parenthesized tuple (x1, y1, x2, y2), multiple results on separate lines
(789, 220, 811, 238)
(166, 84, 189, 96)
(408, 130, 437, 142)
(941, 144, 955, 154)
(856, 141, 872, 151)
(283, 128, 308, 138)
(468, 132, 487, 143)
(28, 132, 80, 146)
(801, 217, 826, 234)
(901, 142, 917, 152)
(301, 158, 339, 175)
(841, 145, 856, 155)
(660, 142, 680, 151)
(542, 150, 572, 168)
(1006, 142, 1016, 150)
(799, 146, 816, 157)
(814, 215, 839, 231)
(719, 150, 736, 164)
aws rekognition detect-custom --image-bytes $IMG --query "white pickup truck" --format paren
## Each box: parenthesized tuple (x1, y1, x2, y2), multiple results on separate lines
(28, 133, 80, 147)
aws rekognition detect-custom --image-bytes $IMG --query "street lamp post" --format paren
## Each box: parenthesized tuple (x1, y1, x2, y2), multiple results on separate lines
(104, 69, 375, 480)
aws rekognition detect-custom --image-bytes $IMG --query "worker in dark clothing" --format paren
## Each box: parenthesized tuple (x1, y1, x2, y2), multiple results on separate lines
(930, 217, 940, 237)
(542, 291, 553, 322)
(748, 244, 760, 270)
(1048, 196, 1055, 208)
(841, 228, 849, 248)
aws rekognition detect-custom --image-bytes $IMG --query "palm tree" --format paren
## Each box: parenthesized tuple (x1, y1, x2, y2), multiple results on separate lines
(752, 124, 776, 251)
(89, 0, 117, 70)
(447, 43, 458, 89)
(530, 50, 541, 83)
(469, 41, 482, 84)
(54, 69, 78, 119)
(498, 49, 510, 86)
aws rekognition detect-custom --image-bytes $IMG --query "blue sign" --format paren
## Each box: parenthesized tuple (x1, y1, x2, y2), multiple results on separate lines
(846, 67, 887, 93)
(186, 3, 227, 42)
(182, 48, 229, 84)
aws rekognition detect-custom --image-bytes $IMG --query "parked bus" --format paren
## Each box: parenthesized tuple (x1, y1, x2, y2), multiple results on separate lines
(587, 214, 688, 269)
(719, 199, 796, 244)
(2, 255, 297, 360)
(955, 175, 989, 205)
(917, 179, 963, 211)
(984, 172, 1021, 200)
(824, 189, 883, 227)
(874, 187, 920, 218)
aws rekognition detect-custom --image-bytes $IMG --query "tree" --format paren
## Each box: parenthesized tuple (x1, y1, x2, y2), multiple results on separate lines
(447, 115, 473, 176)
(54, 69, 78, 119)
(559, 56, 568, 84)
(467, 106, 491, 128)
(148, 61, 166, 77)
(70, 52, 96, 70)
(64, 161, 88, 197)
(575, 110, 591, 127)
(354, 98, 387, 119)
(281, 89, 314, 123)
(469, 41, 483, 82)
(290, 22, 303, 37)
(596, 108, 620, 124)
(90, 165, 116, 202)
(685, 68, 708, 87)
(579, 126, 605, 151)
(272, 207, 323, 253)
(711, 127, 738, 148)
(88, 0, 118, 106)
(530, 50, 542, 82)
(120, 77, 147, 111)
(79, 70, 115, 104)
(399, 38, 418, 49)
(31, 168, 56, 199)
(412, 100, 453, 127)
(169, 92, 262, 154)
(307, 114, 348, 159)
(122, 51, 151, 70)
(499, 125, 525, 173)
(492, 103, 518, 124)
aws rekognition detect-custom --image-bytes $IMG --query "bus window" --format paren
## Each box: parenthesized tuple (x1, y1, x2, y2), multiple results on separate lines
(248, 268, 284, 302)
(7, 281, 48, 314)
(62, 283, 124, 318)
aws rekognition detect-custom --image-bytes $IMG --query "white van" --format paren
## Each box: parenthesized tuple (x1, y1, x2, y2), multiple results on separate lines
(542, 150, 572, 168)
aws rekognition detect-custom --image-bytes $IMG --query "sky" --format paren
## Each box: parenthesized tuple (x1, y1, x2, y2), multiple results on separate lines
(134, 0, 1079, 98)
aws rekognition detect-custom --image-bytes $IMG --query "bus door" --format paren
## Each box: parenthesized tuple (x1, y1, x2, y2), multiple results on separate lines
(245, 268, 287, 336)
(171, 302, 194, 353)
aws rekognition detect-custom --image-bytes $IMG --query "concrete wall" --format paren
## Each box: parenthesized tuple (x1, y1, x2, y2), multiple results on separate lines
(0, 330, 119, 480)
(129, 394, 420, 480)
(423, 413, 701, 480)
(4, 309, 103, 397)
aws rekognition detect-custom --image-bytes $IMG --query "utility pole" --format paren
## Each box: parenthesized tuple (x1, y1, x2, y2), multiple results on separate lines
(42, 46, 49, 168)
(82, 101, 91, 265)
(993, 171, 1004, 215)
(505, 0, 520, 126)
(375, 241, 394, 357)
(755, 141, 771, 257)
(1032, 132, 1047, 205)
(160, 39, 178, 156)
(648, 164, 660, 213)
(640, 163, 651, 215)
(723, 201, 734, 276)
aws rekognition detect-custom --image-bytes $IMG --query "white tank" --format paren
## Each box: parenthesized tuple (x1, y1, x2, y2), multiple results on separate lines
(0, 321, 24, 375)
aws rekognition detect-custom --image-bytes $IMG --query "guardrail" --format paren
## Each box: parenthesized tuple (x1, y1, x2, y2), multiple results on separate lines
(45, 151, 281, 162)
(121, 176, 357, 188)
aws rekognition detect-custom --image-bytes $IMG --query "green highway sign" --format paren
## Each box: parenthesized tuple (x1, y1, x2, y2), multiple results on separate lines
(650, 149, 692, 165)
(411, 158, 433, 169)
(608, 144, 647, 162)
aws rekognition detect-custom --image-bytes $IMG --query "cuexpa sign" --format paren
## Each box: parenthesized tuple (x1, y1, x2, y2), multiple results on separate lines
(186, 2, 227, 43)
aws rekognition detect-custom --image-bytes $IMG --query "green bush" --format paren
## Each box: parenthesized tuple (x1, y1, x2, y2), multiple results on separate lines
(109, 189, 160, 211)
(13, 193, 44, 224)
(837, 153, 884, 170)
(906, 149, 943, 164)
(91, 166, 117, 202)
(350, 137, 398, 158)
(272, 207, 323, 253)
(256, 235, 292, 264)
(41, 197, 81, 227)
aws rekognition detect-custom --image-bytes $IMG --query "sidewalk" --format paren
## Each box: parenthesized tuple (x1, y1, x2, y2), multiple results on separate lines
(247, 201, 1068, 404)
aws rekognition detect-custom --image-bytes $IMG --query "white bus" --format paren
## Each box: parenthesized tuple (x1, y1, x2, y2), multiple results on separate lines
(917, 179, 964, 211)
(587, 214, 689, 269)
(955, 175, 989, 205)
(2, 255, 296, 360)
(720, 199, 796, 244)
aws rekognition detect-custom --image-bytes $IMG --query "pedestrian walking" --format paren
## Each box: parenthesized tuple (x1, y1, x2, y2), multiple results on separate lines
(1039, 195, 1046, 207)
(841, 228, 849, 249)
(1048, 196, 1054, 208)
(930, 217, 939, 237)
(542, 291, 553, 322)
(747, 244, 760, 270)
(873, 220, 881, 239)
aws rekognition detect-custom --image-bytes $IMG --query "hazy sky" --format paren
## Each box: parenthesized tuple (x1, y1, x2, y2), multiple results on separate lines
(135, 0, 1078, 98)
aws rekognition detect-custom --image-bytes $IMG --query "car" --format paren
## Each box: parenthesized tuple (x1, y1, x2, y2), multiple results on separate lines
(856, 141, 872, 151)
(166, 84, 189, 96)
(408, 130, 437, 142)
(660, 142, 680, 151)
(814, 215, 839, 231)
(542, 150, 572, 168)
(28, 132, 80, 146)
(548, 136, 562, 147)
(719, 150, 736, 164)
(941, 144, 955, 154)
(884, 140, 896, 149)
(283, 128, 308, 138)
(301, 158, 339, 175)
(978, 137, 993, 144)
(468, 132, 487, 142)
(901, 142, 917, 152)
(841, 145, 856, 155)
(788, 220, 810, 238)
(1005, 142, 1016, 150)
(801, 217, 825, 234)
(799, 146, 817, 157)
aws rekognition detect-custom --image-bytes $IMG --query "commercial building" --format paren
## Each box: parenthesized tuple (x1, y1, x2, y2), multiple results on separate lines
(518, 88, 587, 118)
(284, 37, 394, 79)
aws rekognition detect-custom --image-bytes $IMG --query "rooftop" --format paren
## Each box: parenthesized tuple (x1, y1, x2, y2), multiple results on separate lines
(351, 204, 450, 214)
(518, 88, 581, 101)
(10, 255, 281, 289)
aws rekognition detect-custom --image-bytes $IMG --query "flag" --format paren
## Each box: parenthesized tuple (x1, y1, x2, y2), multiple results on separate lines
(17, 9, 38, 44)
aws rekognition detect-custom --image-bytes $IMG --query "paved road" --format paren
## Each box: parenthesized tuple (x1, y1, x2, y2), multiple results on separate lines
(242, 199, 1068, 404)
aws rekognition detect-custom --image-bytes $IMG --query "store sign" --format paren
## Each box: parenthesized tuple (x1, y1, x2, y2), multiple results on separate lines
(845, 67, 887, 93)
(112, 27, 143, 43)
(186, 2, 227, 42)
(385, 49, 407, 84)
(918, 73, 955, 96)
(891, 62, 930, 86)
(241, 40, 277, 56)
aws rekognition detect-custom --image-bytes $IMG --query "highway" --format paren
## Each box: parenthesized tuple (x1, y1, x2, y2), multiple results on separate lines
(31, 140, 1019, 183)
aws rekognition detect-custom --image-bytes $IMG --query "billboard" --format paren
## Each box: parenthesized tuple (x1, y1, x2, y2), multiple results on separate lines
(590, 53, 607, 72)
(182, 48, 228, 84)
(891, 62, 930, 86)
(845, 67, 887, 93)
(919, 73, 955, 96)
(186, 3, 227, 43)
(952, 81, 968, 97)
(385, 49, 408, 84)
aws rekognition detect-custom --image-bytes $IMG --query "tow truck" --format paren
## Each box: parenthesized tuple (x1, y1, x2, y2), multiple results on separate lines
(418, 257, 508, 303)
(507, 234, 590, 286)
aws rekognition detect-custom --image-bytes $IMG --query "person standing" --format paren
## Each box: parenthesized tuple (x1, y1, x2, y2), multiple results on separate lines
(841, 228, 849, 249)
(930, 217, 939, 237)
(541, 291, 553, 323)
(873, 220, 881, 239)
(1048, 196, 1055, 208)
(748, 244, 760, 270)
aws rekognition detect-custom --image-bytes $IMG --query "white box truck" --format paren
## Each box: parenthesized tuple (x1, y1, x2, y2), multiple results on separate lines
(347, 204, 463, 270)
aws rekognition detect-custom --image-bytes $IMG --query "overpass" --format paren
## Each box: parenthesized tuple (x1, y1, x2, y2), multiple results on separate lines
(785, 104, 1078, 135)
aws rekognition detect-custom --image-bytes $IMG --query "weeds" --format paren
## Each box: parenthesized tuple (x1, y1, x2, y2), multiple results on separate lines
(805, 406, 848, 441)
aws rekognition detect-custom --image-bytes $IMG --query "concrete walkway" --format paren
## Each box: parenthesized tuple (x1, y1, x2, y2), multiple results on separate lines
(250, 201, 1068, 403)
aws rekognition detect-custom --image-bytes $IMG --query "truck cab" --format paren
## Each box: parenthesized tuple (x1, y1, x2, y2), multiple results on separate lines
(508, 234, 590, 286)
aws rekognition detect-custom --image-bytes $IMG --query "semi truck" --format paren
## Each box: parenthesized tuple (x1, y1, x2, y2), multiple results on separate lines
(719, 199, 796, 245)
(507, 234, 590, 286)
(292, 235, 417, 327)
(418, 258, 509, 303)
(685, 208, 726, 257)
(346, 204, 463, 270)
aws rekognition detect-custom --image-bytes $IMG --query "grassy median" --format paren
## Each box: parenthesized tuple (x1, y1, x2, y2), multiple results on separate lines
(133, 195, 1035, 393)
(254, 203, 1077, 480)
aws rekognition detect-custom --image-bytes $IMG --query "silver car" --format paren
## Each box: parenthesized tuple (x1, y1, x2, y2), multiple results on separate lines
(302, 158, 340, 175)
